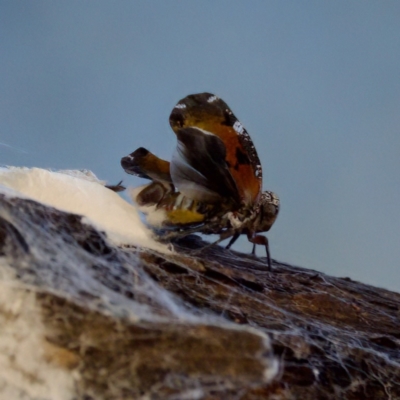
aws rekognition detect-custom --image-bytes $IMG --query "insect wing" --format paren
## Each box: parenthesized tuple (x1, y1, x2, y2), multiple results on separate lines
(121, 147, 172, 183)
(170, 93, 262, 205)
(171, 127, 240, 205)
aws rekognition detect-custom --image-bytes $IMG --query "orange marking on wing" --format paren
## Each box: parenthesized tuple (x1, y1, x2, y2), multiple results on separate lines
(177, 115, 261, 205)
(203, 122, 261, 205)
(140, 152, 171, 179)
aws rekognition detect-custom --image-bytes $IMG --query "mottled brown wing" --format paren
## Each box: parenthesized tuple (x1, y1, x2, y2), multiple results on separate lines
(170, 127, 240, 206)
(121, 147, 172, 183)
(169, 93, 262, 206)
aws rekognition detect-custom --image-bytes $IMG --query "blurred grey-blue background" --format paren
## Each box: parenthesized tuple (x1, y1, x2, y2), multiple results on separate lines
(1, 2, 399, 290)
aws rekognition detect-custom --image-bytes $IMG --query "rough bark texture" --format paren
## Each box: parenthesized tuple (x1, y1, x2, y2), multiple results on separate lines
(0, 193, 399, 399)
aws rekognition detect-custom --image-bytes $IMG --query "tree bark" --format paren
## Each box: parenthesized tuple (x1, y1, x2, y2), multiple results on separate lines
(0, 193, 399, 399)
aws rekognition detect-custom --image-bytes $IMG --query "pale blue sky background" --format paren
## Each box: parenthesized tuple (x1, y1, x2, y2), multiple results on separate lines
(1, 2, 399, 291)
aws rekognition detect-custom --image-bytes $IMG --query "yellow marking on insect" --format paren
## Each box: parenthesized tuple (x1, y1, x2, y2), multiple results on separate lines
(167, 209, 205, 224)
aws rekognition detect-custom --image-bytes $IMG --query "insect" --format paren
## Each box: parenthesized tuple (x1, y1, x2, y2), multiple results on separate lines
(121, 93, 280, 269)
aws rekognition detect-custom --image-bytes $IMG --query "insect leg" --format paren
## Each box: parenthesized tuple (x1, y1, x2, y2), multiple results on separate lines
(190, 229, 236, 254)
(247, 234, 272, 270)
(160, 225, 205, 241)
(225, 232, 240, 249)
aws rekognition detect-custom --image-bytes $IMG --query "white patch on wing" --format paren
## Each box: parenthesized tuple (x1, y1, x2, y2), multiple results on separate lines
(193, 127, 216, 136)
(170, 140, 221, 203)
(207, 95, 218, 103)
(233, 121, 245, 134)
(174, 103, 186, 109)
